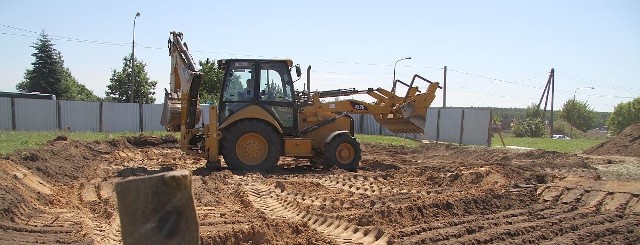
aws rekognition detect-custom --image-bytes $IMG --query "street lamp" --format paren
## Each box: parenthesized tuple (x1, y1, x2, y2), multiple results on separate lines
(391, 57, 411, 94)
(130, 12, 141, 103)
(570, 86, 594, 138)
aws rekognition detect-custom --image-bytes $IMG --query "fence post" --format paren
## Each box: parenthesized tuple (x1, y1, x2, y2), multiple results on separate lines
(435, 109, 441, 143)
(459, 109, 465, 145)
(10, 98, 16, 131)
(115, 170, 199, 245)
(99, 102, 103, 133)
(56, 100, 62, 131)
(139, 102, 144, 132)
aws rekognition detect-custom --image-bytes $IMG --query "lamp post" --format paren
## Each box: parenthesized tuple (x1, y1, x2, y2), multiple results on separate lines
(570, 86, 594, 138)
(130, 12, 141, 103)
(391, 57, 411, 94)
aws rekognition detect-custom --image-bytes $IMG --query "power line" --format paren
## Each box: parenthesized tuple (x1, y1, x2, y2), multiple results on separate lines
(447, 85, 539, 100)
(555, 72, 640, 93)
(447, 68, 547, 90)
(1, 23, 443, 71)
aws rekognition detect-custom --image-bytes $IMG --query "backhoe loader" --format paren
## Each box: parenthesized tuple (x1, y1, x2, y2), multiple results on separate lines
(161, 31, 440, 171)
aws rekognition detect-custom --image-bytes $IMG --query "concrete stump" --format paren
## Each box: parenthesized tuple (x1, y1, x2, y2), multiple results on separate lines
(115, 170, 199, 245)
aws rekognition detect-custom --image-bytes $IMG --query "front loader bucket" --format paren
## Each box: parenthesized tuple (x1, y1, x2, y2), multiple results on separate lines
(376, 82, 439, 134)
(375, 114, 425, 134)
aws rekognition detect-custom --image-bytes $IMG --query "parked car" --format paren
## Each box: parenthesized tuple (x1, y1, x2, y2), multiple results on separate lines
(552, 134, 571, 140)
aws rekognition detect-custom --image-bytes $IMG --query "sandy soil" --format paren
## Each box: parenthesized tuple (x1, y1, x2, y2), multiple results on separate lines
(1, 135, 639, 244)
(585, 122, 640, 158)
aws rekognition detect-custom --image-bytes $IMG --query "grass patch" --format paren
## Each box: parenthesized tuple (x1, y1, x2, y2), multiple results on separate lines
(492, 135, 604, 153)
(356, 134, 421, 148)
(0, 131, 173, 155)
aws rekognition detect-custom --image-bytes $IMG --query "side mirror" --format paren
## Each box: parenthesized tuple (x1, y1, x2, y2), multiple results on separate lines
(295, 65, 302, 78)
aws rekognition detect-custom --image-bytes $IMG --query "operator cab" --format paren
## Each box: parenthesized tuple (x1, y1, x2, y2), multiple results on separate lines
(218, 59, 300, 136)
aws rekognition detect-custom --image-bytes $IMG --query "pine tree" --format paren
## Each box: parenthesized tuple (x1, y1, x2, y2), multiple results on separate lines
(105, 54, 157, 103)
(16, 31, 99, 101)
(17, 32, 67, 97)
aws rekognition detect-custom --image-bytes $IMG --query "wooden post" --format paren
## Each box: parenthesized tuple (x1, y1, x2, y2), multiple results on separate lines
(549, 68, 555, 138)
(492, 117, 506, 148)
(115, 170, 199, 245)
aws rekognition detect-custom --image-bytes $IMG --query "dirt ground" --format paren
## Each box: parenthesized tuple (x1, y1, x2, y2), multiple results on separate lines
(585, 122, 640, 158)
(1, 134, 639, 244)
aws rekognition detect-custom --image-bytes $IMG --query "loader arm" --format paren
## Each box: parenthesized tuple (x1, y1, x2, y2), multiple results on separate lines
(301, 80, 440, 134)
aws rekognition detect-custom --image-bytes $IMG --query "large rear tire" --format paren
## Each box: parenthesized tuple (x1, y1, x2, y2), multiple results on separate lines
(323, 134, 361, 171)
(221, 120, 281, 171)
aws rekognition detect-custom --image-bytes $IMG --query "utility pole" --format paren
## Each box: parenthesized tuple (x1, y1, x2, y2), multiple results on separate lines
(549, 68, 555, 138)
(443, 66, 447, 108)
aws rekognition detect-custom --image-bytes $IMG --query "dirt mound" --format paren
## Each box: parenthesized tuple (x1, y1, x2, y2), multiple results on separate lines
(3, 135, 175, 185)
(126, 134, 178, 147)
(584, 122, 640, 157)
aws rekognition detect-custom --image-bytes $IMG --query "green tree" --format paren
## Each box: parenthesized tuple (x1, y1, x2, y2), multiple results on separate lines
(105, 54, 157, 103)
(559, 99, 597, 132)
(198, 58, 224, 104)
(16, 32, 99, 101)
(606, 97, 640, 135)
(525, 103, 543, 119)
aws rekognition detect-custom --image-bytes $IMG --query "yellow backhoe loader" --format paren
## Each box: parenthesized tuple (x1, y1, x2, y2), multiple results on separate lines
(161, 31, 441, 171)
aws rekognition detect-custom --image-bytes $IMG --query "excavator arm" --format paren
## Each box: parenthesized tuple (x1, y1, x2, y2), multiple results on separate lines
(161, 32, 203, 132)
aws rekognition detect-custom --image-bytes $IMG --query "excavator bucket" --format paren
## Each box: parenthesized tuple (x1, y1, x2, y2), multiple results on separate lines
(160, 90, 183, 132)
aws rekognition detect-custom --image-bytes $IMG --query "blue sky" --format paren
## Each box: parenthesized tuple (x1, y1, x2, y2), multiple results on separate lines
(1, 0, 638, 112)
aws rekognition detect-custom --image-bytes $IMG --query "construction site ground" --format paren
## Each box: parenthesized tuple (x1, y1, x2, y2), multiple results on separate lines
(1, 134, 639, 244)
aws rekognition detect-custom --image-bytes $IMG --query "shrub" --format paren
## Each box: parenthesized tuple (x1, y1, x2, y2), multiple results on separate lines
(512, 118, 546, 138)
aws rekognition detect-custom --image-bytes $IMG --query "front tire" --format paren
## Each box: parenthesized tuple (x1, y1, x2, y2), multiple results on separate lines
(323, 134, 361, 171)
(221, 120, 281, 171)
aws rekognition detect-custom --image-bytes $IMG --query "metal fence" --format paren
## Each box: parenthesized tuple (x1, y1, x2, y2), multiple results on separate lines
(425, 108, 492, 146)
(0, 98, 491, 146)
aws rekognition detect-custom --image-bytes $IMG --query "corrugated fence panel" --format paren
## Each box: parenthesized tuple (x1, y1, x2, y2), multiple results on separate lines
(426, 109, 439, 141)
(438, 109, 463, 143)
(362, 115, 381, 135)
(14, 98, 57, 131)
(102, 102, 139, 132)
(461, 109, 491, 146)
(143, 104, 165, 131)
(0, 98, 11, 130)
(200, 104, 211, 127)
(60, 100, 99, 132)
(351, 114, 362, 134)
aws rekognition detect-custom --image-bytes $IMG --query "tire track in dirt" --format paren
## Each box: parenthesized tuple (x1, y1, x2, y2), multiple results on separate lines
(538, 185, 640, 214)
(0, 160, 86, 244)
(308, 174, 446, 196)
(78, 179, 121, 244)
(236, 174, 390, 244)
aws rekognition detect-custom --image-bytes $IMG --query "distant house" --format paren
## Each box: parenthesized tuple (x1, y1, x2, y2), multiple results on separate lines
(0, 91, 56, 100)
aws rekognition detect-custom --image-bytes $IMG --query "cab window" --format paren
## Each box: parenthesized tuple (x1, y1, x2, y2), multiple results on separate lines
(258, 62, 292, 102)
